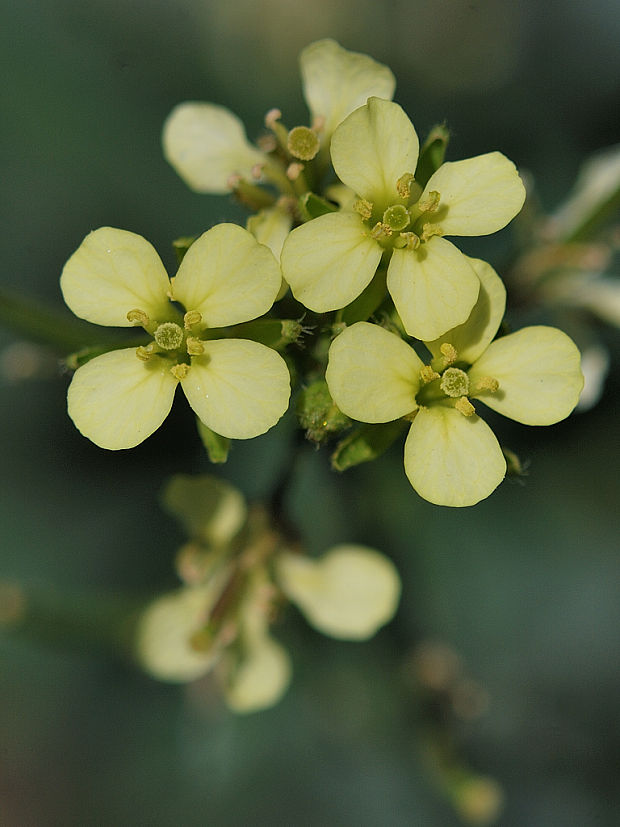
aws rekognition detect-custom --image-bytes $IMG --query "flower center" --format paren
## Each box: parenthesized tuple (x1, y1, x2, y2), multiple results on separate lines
(382, 204, 410, 232)
(440, 367, 470, 398)
(154, 322, 184, 350)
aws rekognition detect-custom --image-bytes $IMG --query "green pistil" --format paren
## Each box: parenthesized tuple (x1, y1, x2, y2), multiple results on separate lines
(440, 367, 470, 398)
(154, 322, 184, 351)
(383, 204, 410, 232)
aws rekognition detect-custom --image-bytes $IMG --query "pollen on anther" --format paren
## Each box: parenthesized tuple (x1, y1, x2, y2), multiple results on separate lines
(170, 363, 190, 381)
(420, 365, 440, 384)
(475, 376, 500, 393)
(397, 173, 415, 199)
(127, 309, 150, 327)
(440, 343, 458, 364)
(184, 310, 202, 330)
(455, 396, 475, 417)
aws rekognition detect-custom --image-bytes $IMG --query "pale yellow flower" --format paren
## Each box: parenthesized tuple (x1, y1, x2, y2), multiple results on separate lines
(282, 97, 525, 340)
(326, 259, 583, 506)
(61, 225, 290, 450)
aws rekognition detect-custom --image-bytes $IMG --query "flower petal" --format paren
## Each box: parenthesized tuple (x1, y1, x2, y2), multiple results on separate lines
(172, 224, 281, 326)
(404, 406, 506, 507)
(387, 237, 480, 340)
(281, 212, 382, 312)
(277, 545, 401, 640)
(331, 97, 419, 205)
(221, 632, 292, 714)
(423, 152, 526, 236)
(246, 207, 293, 300)
(468, 326, 583, 425)
(67, 348, 178, 450)
(161, 474, 247, 547)
(60, 227, 172, 326)
(162, 102, 266, 194)
(135, 579, 227, 683)
(300, 39, 396, 144)
(424, 258, 506, 364)
(181, 339, 290, 439)
(326, 321, 422, 422)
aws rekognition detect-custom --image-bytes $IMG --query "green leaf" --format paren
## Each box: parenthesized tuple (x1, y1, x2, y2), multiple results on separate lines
(414, 123, 450, 189)
(197, 419, 231, 463)
(299, 191, 339, 222)
(331, 420, 407, 471)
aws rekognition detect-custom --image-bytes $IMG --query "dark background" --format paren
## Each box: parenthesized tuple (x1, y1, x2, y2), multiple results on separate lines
(1, 1, 619, 824)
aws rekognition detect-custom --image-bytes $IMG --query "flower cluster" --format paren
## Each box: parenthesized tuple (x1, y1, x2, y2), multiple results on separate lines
(135, 475, 401, 712)
(59, 38, 584, 506)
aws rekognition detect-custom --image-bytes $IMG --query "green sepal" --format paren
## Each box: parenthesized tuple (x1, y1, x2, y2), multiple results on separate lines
(173, 236, 198, 265)
(337, 265, 387, 325)
(299, 191, 339, 222)
(502, 446, 529, 479)
(331, 420, 407, 471)
(296, 380, 351, 444)
(414, 124, 450, 189)
(66, 339, 149, 369)
(565, 183, 620, 243)
(197, 419, 231, 463)
(203, 318, 304, 351)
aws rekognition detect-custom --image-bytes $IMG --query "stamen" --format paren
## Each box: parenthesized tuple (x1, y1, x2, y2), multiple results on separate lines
(440, 367, 470, 398)
(154, 322, 184, 351)
(311, 114, 326, 133)
(394, 232, 420, 251)
(126, 309, 150, 327)
(186, 337, 205, 356)
(455, 396, 475, 416)
(397, 173, 415, 199)
(440, 343, 458, 365)
(354, 199, 373, 220)
(257, 134, 277, 153)
(418, 190, 441, 213)
(136, 345, 152, 362)
(369, 222, 392, 241)
(251, 164, 264, 181)
(183, 310, 202, 329)
(170, 363, 190, 381)
(474, 376, 500, 393)
(286, 162, 304, 181)
(264, 108, 282, 130)
(287, 126, 320, 161)
(226, 173, 242, 190)
(421, 222, 444, 242)
(420, 365, 440, 384)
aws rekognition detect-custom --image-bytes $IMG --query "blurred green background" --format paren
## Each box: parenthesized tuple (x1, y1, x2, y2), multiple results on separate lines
(1, 1, 619, 824)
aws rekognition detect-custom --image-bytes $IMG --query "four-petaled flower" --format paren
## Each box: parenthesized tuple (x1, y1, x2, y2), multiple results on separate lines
(325, 258, 583, 506)
(61, 225, 291, 450)
(282, 97, 526, 340)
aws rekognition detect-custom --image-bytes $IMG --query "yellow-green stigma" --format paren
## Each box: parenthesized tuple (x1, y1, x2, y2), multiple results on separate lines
(440, 367, 470, 398)
(154, 322, 184, 351)
(287, 126, 320, 161)
(383, 204, 410, 232)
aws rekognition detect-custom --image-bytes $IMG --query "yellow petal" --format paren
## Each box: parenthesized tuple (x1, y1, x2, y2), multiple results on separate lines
(221, 632, 292, 714)
(404, 407, 506, 507)
(300, 39, 396, 144)
(67, 348, 178, 450)
(281, 212, 382, 312)
(423, 152, 526, 236)
(246, 207, 292, 300)
(468, 326, 584, 425)
(424, 258, 506, 363)
(387, 238, 480, 340)
(60, 227, 172, 326)
(181, 339, 290, 440)
(277, 545, 401, 640)
(135, 579, 227, 683)
(172, 224, 281, 326)
(326, 322, 422, 422)
(162, 102, 266, 194)
(331, 97, 419, 205)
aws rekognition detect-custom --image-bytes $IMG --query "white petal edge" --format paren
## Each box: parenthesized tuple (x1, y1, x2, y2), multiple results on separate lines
(67, 348, 178, 450)
(468, 326, 584, 425)
(326, 322, 422, 422)
(281, 212, 382, 312)
(60, 227, 172, 326)
(424, 258, 506, 364)
(162, 102, 266, 194)
(300, 39, 396, 144)
(331, 97, 419, 205)
(423, 152, 526, 236)
(404, 406, 506, 507)
(387, 238, 480, 341)
(173, 224, 281, 327)
(181, 339, 290, 440)
(277, 545, 401, 640)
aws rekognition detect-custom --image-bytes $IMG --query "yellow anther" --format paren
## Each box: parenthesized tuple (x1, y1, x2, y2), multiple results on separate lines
(136, 345, 153, 362)
(186, 337, 205, 356)
(369, 222, 392, 240)
(184, 310, 202, 329)
(251, 163, 264, 180)
(264, 108, 282, 129)
(126, 309, 150, 327)
(418, 190, 441, 213)
(455, 396, 475, 417)
(170, 363, 190, 381)
(397, 172, 415, 199)
(394, 231, 420, 251)
(354, 198, 373, 220)
(421, 222, 444, 242)
(475, 376, 500, 393)
(257, 134, 277, 153)
(420, 365, 440, 384)
(440, 343, 458, 364)
(287, 126, 320, 161)
(286, 162, 304, 181)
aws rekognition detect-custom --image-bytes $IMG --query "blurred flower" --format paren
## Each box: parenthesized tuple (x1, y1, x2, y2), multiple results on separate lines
(61, 225, 290, 449)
